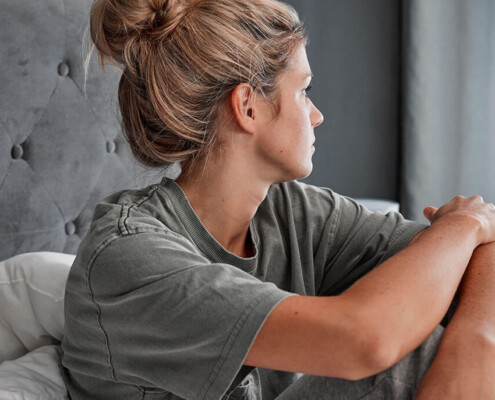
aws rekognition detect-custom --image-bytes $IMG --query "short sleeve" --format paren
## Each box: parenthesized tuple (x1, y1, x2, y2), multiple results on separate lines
(88, 232, 294, 400)
(318, 192, 428, 296)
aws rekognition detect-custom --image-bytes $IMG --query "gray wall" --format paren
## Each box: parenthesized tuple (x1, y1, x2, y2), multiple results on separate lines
(288, 0, 401, 201)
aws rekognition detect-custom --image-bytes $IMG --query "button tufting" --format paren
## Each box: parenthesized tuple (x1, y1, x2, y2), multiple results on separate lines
(11, 144, 23, 159)
(65, 222, 76, 236)
(106, 140, 116, 153)
(57, 62, 69, 77)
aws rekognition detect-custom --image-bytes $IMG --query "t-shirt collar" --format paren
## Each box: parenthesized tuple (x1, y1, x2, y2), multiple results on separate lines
(158, 177, 260, 273)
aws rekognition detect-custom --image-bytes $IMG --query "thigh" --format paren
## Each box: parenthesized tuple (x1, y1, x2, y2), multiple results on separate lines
(276, 325, 444, 400)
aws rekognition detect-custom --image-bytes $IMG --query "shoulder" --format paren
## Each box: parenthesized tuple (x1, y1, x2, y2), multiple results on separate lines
(262, 180, 341, 223)
(253, 181, 347, 252)
(268, 180, 335, 201)
(90, 184, 170, 236)
(75, 182, 194, 271)
(68, 223, 207, 302)
(267, 181, 395, 225)
(84, 230, 207, 294)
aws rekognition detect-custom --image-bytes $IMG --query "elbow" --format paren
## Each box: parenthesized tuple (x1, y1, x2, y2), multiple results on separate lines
(347, 322, 401, 381)
(318, 295, 403, 381)
(338, 342, 398, 382)
(337, 309, 402, 381)
(355, 336, 400, 380)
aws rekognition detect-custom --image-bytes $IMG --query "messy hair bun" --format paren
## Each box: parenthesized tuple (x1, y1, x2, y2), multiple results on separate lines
(89, 0, 307, 176)
(90, 0, 190, 66)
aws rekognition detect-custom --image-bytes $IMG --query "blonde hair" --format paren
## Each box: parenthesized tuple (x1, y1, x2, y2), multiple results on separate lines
(89, 0, 307, 177)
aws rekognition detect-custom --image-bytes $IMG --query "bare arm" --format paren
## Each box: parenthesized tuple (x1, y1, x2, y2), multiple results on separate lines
(327, 215, 477, 373)
(245, 196, 495, 380)
(415, 242, 495, 399)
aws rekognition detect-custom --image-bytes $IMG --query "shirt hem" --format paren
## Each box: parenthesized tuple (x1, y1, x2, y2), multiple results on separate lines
(199, 289, 297, 400)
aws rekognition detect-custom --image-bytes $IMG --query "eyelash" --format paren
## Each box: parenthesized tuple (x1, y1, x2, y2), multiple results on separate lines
(304, 84, 313, 96)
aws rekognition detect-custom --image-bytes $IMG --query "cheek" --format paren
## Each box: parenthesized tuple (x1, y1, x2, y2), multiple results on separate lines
(262, 99, 311, 151)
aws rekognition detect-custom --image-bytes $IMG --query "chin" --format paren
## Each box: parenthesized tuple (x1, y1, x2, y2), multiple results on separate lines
(297, 158, 314, 178)
(299, 165, 313, 179)
(277, 164, 313, 183)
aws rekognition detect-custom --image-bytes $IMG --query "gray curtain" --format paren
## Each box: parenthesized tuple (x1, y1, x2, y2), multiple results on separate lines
(401, 0, 495, 221)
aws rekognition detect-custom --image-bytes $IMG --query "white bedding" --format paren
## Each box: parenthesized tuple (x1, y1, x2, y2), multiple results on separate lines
(0, 252, 75, 399)
(0, 345, 68, 399)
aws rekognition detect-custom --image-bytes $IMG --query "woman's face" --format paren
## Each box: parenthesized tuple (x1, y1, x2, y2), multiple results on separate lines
(254, 44, 324, 183)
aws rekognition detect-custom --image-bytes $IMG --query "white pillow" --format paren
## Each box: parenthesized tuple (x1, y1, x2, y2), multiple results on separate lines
(0, 345, 68, 400)
(0, 252, 75, 363)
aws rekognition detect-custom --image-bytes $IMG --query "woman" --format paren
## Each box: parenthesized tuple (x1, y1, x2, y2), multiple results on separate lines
(61, 0, 495, 399)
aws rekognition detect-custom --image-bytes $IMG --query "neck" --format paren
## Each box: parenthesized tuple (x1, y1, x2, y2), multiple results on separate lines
(175, 155, 270, 258)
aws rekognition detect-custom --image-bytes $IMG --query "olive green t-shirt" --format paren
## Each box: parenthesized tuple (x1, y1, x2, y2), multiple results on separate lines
(61, 177, 427, 400)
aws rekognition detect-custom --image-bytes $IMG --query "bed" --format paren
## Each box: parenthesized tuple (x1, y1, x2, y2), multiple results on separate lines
(0, 0, 398, 398)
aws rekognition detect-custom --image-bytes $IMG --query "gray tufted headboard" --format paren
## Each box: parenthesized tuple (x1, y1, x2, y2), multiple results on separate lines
(0, 0, 177, 261)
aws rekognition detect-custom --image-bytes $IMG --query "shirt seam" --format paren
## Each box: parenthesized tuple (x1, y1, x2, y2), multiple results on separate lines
(323, 194, 341, 269)
(155, 186, 211, 247)
(115, 185, 189, 242)
(383, 222, 428, 260)
(85, 234, 122, 382)
(388, 220, 417, 247)
(315, 211, 339, 294)
(117, 185, 159, 236)
(85, 231, 210, 384)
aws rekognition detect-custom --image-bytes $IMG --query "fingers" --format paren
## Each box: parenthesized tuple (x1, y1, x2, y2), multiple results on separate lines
(451, 195, 483, 202)
(450, 195, 491, 207)
(429, 195, 495, 245)
(425, 196, 493, 226)
(423, 206, 438, 222)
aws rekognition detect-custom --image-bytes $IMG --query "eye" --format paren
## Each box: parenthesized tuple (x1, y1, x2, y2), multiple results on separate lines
(303, 84, 313, 97)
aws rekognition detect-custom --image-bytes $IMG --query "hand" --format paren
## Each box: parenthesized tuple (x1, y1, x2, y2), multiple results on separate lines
(423, 195, 495, 246)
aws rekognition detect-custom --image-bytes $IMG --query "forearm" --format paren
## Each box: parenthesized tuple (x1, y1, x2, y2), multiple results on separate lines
(340, 217, 479, 365)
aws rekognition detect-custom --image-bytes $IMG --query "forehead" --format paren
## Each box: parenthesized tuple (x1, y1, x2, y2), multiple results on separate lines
(271, 44, 312, 98)
(289, 44, 312, 78)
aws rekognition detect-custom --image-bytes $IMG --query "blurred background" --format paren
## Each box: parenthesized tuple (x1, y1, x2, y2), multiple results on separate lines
(291, 0, 495, 221)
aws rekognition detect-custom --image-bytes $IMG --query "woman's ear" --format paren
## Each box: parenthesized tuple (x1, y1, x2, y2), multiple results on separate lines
(230, 83, 256, 134)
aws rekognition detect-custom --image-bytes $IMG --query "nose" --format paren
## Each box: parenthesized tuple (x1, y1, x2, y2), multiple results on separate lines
(311, 103, 324, 128)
